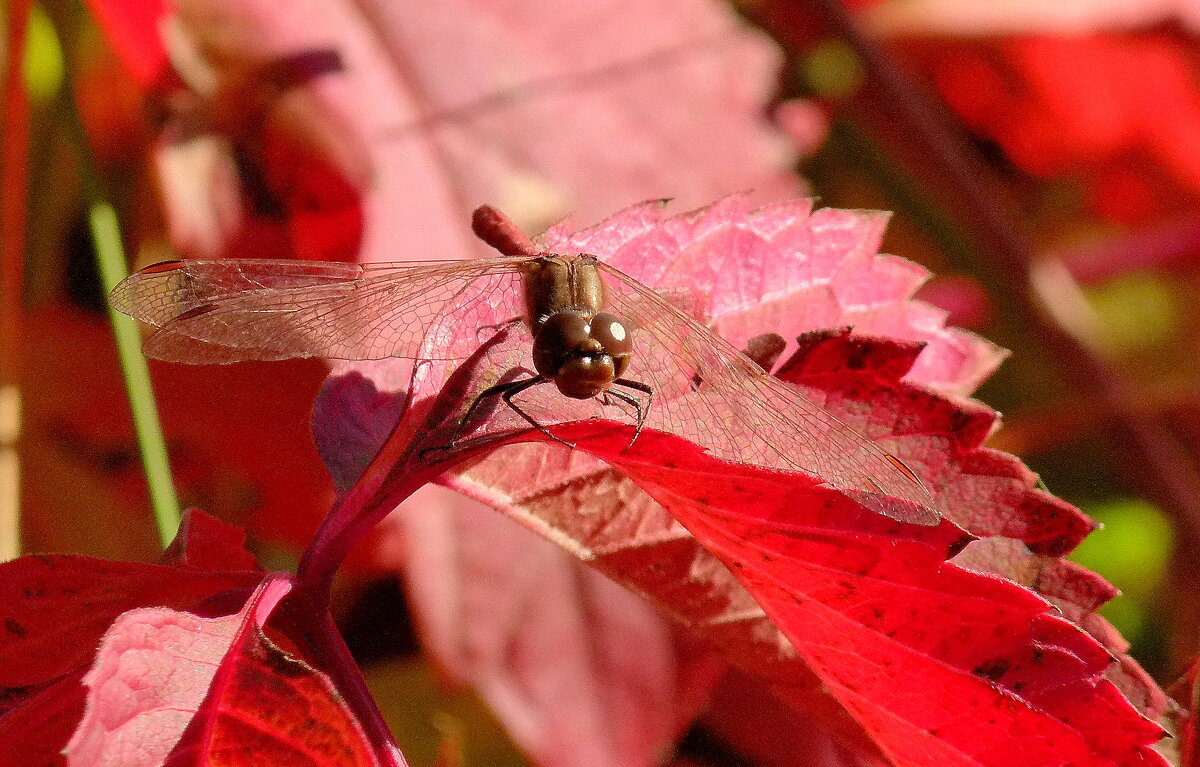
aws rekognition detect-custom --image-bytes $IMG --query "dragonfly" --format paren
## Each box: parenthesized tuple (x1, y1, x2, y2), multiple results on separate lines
(110, 253, 940, 525)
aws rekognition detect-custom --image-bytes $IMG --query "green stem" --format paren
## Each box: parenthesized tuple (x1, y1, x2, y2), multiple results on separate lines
(49, 5, 181, 544)
(89, 201, 182, 545)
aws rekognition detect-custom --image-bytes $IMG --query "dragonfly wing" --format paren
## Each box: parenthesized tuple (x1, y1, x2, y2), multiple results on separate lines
(598, 261, 939, 525)
(110, 258, 533, 363)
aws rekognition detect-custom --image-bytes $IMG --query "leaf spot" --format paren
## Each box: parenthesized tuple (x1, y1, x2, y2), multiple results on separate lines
(972, 659, 1010, 681)
(4, 618, 28, 638)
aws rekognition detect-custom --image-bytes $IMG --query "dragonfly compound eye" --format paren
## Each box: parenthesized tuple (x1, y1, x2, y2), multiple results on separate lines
(533, 311, 591, 378)
(589, 313, 631, 354)
(589, 312, 631, 377)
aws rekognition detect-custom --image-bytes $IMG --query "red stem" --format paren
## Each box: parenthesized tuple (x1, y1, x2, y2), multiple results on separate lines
(308, 609, 410, 767)
(297, 322, 522, 598)
(296, 454, 444, 600)
(0, 0, 32, 560)
(1, 0, 30, 373)
(296, 378, 474, 599)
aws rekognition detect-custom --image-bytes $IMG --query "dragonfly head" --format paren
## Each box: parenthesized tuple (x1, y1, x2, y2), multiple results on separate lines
(533, 311, 632, 399)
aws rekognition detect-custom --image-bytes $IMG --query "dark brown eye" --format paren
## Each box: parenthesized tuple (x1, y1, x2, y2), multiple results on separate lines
(533, 312, 591, 377)
(589, 312, 631, 356)
(541, 312, 590, 346)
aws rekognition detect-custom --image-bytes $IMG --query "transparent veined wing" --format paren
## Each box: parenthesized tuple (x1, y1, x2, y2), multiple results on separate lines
(109, 258, 534, 364)
(596, 261, 940, 526)
(110, 255, 939, 524)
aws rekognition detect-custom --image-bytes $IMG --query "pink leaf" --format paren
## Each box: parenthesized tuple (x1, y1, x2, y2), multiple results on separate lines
(99, 0, 804, 263)
(0, 511, 401, 766)
(384, 486, 724, 766)
(63, 577, 287, 766)
(539, 195, 1003, 397)
(0, 511, 260, 764)
(64, 576, 380, 767)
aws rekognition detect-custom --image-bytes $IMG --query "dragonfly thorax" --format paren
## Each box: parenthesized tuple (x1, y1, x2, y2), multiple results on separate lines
(533, 311, 632, 398)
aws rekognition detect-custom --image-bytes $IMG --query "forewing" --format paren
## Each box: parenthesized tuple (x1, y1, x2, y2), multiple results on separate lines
(109, 258, 532, 363)
(597, 262, 939, 525)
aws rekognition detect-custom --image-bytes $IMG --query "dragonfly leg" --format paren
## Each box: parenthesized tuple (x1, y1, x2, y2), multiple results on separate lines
(500, 378, 577, 449)
(611, 378, 654, 450)
(452, 376, 536, 445)
(421, 375, 547, 460)
(421, 374, 579, 460)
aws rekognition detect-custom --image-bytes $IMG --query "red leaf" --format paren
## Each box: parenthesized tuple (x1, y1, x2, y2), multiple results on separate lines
(881, 29, 1200, 225)
(79, 0, 168, 86)
(557, 425, 1165, 767)
(0, 673, 88, 767)
(774, 330, 1169, 734)
(304, 197, 1164, 765)
(954, 538, 1169, 722)
(0, 552, 259, 691)
(776, 329, 1094, 553)
(21, 307, 333, 560)
(162, 507, 262, 571)
(864, 0, 1200, 35)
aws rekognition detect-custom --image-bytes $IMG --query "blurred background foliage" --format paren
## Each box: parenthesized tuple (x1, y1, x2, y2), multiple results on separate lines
(5, 0, 1200, 763)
